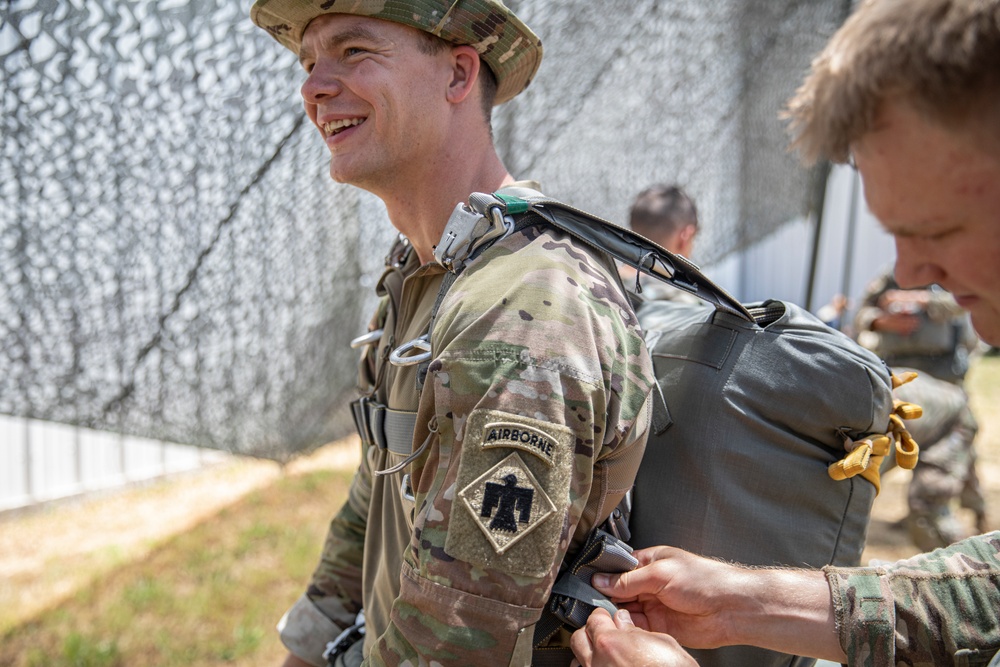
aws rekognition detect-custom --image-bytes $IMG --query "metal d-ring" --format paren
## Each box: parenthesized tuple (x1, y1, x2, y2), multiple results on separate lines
(634, 251, 658, 294)
(350, 328, 384, 349)
(389, 334, 432, 366)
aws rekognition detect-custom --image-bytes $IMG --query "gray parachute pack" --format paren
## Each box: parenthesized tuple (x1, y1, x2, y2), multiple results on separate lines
(434, 190, 922, 667)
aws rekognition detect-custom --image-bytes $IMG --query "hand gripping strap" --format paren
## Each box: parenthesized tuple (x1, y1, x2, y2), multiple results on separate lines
(533, 529, 638, 652)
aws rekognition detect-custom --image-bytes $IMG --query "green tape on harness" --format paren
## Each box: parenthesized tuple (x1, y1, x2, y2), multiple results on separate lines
(494, 193, 530, 214)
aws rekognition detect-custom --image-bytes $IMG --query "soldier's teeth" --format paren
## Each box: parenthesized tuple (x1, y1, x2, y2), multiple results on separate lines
(324, 118, 364, 134)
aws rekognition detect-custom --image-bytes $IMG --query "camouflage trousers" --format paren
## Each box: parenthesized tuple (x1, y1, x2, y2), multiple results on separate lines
(893, 371, 985, 551)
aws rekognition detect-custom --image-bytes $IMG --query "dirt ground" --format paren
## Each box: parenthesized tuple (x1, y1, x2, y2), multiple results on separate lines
(0, 441, 361, 634)
(1, 356, 996, 628)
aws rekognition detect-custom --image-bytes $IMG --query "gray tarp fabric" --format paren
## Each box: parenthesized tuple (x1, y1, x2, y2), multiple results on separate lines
(0, 0, 847, 459)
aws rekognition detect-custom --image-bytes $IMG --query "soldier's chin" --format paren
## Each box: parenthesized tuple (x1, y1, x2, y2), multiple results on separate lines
(327, 160, 354, 185)
(969, 308, 1000, 348)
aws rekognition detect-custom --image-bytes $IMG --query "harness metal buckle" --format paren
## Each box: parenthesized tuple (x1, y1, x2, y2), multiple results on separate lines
(350, 328, 383, 349)
(434, 203, 487, 273)
(323, 609, 366, 665)
(389, 334, 431, 366)
(434, 196, 514, 274)
(400, 473, 415, 502)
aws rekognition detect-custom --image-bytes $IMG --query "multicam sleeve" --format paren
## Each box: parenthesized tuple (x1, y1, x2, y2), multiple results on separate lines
(278, 468, 369, 665)
(363, 231, 654, 666)
(825, 532, 1000, 666)
(824, 566, 895, 667)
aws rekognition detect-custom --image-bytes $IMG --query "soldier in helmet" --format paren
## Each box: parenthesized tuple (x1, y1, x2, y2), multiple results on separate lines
(249, 2, 655, 665)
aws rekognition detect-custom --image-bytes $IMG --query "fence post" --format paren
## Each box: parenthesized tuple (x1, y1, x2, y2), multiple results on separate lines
(24, 417, 33, 503)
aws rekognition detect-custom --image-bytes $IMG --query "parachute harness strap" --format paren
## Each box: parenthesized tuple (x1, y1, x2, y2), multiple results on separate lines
(827, 371, 923, 494)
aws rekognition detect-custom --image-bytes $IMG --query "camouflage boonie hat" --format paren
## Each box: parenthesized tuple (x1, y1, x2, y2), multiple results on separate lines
(250, 0, 543, 105)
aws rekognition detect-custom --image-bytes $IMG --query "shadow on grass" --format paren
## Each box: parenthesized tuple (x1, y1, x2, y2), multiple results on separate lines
(1, 468, 352, 667)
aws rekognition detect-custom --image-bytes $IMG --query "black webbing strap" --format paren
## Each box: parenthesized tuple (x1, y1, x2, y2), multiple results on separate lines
(350, 397, 418, 456)
(416, 211, 544, 389)
(492, 194, 754, 322)
(532, 529, 638, 660)
(415, 270, 458, 390)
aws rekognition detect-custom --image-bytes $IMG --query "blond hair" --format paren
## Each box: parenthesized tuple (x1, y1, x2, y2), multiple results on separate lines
(785, 0, 1000, 164)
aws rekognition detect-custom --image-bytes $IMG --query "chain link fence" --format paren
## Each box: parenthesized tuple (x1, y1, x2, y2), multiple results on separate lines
(1, 0, 848, 459)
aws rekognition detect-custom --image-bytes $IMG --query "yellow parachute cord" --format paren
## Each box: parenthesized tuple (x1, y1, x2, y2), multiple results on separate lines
(827, 372, 922, 494)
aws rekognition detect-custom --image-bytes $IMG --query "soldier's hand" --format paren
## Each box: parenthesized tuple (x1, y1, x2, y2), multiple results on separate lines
(872, 312, 921, 335)
(589, 546, 846, 663)
(570, 608, 698, 667)
(880, 288, 930, 312)
(588, 545, 743, 648)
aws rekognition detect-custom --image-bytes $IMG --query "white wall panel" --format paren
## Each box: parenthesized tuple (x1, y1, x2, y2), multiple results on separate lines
(0, 416, 219, 513)
(0, 415, 29, 510)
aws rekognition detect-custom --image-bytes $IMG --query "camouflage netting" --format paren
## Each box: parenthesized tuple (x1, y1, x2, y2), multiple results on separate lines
(0, 0, 849, 459)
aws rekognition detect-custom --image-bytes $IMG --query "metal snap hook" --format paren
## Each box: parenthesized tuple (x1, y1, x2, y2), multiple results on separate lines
(350, 328, 384, 349)
(400, 473, 415, 502)
(389, 334, 432, 366)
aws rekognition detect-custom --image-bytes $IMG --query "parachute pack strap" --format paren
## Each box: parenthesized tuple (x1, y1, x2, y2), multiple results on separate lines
(415, 271, 458, 391)
(533, 529, 637, 652)
(827, 372, 923, 493)
(483, 194, 754, 321)
(550, 574, 618, 617)
(420, 191, 547, 390)
(493, 192, 531, 214)
(828, 435, 891, 494)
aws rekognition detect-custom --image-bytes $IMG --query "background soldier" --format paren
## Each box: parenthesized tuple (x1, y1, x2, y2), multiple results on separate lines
(621, 184, 702, 303)
(571, 0, 1000, 664)
(855, 266, 986, 549)
(250, 1, 654, 665)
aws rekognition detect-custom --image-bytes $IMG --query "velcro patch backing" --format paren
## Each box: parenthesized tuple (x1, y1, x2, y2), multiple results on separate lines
(446, 409, 574, 578)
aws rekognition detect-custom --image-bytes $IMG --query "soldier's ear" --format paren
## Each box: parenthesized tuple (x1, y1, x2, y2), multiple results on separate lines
(446, 45, 480, 105)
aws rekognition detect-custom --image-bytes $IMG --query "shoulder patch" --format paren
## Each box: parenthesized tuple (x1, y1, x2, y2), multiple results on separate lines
(458, 453, 557, 554)
(445, 408, 575, 578)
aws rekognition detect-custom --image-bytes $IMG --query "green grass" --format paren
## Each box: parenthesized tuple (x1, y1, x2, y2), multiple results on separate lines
(0, 468, 352, 667)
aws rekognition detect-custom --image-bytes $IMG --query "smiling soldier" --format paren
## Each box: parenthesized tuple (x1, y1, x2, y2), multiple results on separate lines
(249, 2, 655, 666)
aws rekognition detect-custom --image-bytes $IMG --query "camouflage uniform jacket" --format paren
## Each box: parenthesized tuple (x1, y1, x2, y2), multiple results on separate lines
(280, 185, 655, 666)
(825, 531, 1000, 666)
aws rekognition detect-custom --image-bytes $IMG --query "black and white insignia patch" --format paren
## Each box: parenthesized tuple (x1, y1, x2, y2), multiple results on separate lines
(458, 452, 556, 554)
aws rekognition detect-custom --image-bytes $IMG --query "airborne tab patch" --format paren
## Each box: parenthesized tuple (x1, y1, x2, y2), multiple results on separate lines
(458, 453, 556, 554)
(482, 421, 557, 465)
(446, 408, 573, 577)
